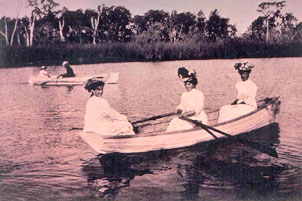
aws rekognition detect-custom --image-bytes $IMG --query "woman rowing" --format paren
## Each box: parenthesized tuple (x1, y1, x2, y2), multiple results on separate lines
(218, 62, 257, 123)
(167, 67, 208, 132)
(83, 79, 135, 136)
(57, 61, 75, 78)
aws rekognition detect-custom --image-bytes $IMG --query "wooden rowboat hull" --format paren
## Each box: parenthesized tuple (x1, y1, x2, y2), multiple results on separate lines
(80, 97, 281, 154)
(28, 72, 119, 86)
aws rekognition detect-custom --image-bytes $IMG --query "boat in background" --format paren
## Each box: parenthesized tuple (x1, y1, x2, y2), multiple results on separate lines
(28, 72, 119, 86)
(80, 97, 281, 154)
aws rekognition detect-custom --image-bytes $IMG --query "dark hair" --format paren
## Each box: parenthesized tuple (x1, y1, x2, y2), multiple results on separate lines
(84, 79, 105, 92)
(238, 69, 251, 75)
(185, 76, 198, 86)
(178, 67, 190, 79)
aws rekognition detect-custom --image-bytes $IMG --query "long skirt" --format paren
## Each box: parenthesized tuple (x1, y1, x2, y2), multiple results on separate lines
(84, 120, 135, 136)
(166, 112, 208, 132)
(218, 104, 255, 123)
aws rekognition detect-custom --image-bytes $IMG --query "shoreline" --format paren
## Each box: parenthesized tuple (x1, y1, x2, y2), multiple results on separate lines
(1, 41, 302, 68)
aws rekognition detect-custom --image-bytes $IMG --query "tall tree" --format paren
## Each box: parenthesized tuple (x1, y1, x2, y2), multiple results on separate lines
(23, 0, 59, 46)
(246, 16, 266, 42)
(206, 9, 235, 41)
(60, 9, 87, 43)
(85, 6, 102, 45)
(56, 7, 67, 42)
(99, 6, 132, 42)
(170, 11, 196, 41)
(257, 1, 286, 44)
(0, 0, 22, 46)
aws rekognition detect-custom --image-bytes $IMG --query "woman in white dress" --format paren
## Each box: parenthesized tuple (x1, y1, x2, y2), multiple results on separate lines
(83, 79, 135, 136)
(218, 62, 257, 123)
(167, 67, 208, 132)
(38, 66, 50, 77)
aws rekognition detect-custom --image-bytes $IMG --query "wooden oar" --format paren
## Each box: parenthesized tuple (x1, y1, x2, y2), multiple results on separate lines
(131, 112, 176, 125)
(180, 116, 278, 158)
(40, 77, 59, 86)
(70, 112, 176, 131)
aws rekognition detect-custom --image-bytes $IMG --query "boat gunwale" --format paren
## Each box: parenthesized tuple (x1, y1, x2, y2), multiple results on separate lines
(102, 97, 280, 140)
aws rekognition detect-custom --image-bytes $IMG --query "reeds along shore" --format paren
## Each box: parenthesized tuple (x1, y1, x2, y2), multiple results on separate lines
(1, 40, 302, 68)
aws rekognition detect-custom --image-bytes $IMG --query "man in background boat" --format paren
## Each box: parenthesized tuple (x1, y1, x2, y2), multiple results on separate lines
(56, 61, 75, 78)
(83, 79, 135, 136)
(38, 66, 51, 78)
(167, 67, 208, 132)
(218, 62, 257, 123)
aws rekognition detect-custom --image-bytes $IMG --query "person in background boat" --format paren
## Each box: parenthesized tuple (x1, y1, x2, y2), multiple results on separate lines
(83, 79, 135, 136)
(218, 62, 257, 123)
(167, 67, 208, 132)
(56, 61, 75, 78)
(38, 66, 51, 77)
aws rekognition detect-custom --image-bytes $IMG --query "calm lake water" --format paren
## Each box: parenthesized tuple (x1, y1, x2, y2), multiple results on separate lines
(1, 58, 302, 201)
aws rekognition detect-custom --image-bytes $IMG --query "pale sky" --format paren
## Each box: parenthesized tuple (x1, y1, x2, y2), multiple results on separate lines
(1, 0, 302, 33)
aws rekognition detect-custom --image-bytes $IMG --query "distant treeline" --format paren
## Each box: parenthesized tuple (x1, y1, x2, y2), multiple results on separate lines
(0, 0, 302, 67)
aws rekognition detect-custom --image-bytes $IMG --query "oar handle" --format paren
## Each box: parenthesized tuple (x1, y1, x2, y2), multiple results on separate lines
(131, 112, 176, 125)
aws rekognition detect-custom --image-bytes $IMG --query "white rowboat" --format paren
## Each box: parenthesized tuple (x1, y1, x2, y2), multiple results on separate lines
(80, 97, 281, 154)
(29, 72, 119, 86)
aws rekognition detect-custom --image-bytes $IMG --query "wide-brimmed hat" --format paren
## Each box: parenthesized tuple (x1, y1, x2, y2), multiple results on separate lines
(234, 62, 255, 71)
(178, 67, 196, 82)
(40, 65, 47, 70)
(84, 78, 105, 92)
(62, 61, 69, 66)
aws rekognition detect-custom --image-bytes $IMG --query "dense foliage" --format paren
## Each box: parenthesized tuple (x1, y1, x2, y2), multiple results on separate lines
(0, 0, 301, 67)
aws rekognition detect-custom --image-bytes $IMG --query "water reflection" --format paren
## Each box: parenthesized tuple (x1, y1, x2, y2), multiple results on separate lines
(41, 85, 74, 92)
(82, 153, 152, 199)
(177, 123, 285, 200)
(81, 123, 283, 200)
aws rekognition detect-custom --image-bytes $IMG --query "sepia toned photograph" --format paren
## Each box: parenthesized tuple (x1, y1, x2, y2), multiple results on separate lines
(0, 0, 301, 200)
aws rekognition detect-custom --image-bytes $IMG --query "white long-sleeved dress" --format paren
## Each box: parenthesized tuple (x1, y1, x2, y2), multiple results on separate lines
(167, 89, 208, 132)
(84, 96, 135, 136)
(218, 79, 257, 123)
(38, 70, 49, 77)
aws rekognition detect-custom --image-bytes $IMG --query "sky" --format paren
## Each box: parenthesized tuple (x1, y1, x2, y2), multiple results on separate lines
(1, 0, 302, 34)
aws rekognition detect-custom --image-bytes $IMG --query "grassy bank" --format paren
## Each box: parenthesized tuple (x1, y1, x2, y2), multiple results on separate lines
(1, 40, 302, 68)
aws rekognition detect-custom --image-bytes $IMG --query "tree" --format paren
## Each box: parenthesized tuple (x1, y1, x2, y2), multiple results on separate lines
(170, 11, 196, 41)
(257, 1, 286, 44)
(61, 9, 87, 43)
(56, 7, 67, 42)
(279, 12, 299, 42)
(132, 15, 147, 35)
(0, 17, 9, 45)
(86, 6, 101, 45)
(205, 9, 236, 41)
(22, 0, 59, 46)
(144, 10, 169, 27)
(195, 10, 206, 34)
(98, 6, 132, 42)
(0, 0, 22, 46)
(246, 16, 267, 42)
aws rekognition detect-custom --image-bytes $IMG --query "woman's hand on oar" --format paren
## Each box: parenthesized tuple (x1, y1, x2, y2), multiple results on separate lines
(179, 116, 278, 158)
(70, 112, 176, 131)
(131, 112, 176, 125)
